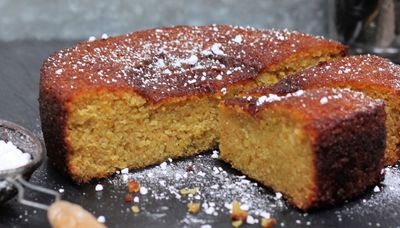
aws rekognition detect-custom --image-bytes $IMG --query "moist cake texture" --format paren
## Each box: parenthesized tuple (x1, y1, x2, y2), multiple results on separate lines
(39, 25, 345, 182)
(220, 88, 386, 210)
(246, 55, 400, 165)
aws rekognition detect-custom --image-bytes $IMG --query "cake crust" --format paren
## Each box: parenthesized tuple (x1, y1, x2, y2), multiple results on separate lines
(246, 55, 400, 96)
(40, 25, 345, 104)
(222, 88, 385, 210)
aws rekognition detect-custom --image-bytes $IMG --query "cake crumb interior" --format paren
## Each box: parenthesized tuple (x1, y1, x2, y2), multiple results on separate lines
(219, 106, 315, 209)
(63, 52, 341, 182)
(67, 91, 219, 181)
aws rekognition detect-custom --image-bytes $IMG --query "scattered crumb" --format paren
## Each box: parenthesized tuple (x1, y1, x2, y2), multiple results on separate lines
(131, 205, 140, 214)
(180, 187, 199, 196)
(124, 194, 134, 203)
(58, 188, 64, 193)
(186, 164, 194, 172)
(232, 220, 243, 227)
(261, 218, 277, 228)
(187, 202, 201, 214)
(373, 186, 380, 193)
(231, 201, 248, 222)
(128, 179, 141, 193)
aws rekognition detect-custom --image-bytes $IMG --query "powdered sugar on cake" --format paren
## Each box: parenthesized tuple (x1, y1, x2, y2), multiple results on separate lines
(42, 25, 339, 102)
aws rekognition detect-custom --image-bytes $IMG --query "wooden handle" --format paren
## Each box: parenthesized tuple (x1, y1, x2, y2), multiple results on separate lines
(48, 200, 107, 228)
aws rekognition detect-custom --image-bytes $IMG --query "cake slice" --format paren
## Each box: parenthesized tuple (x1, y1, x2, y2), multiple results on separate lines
(220, 88, 385, 210)
(39, 25, 345, 182)
(246, 55, 400, 165)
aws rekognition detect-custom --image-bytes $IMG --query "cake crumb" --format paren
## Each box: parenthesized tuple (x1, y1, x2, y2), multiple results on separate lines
(373, 186, 380, 192)
(128, 179, 141, 193)
(180, 187, 199, 196)
(187, 202, 201, 214)
(131, 205, 140, 214)
(261, 218, 277, 228)
(124, 194, 133, 203)
(231, 200, 248, 221)
(232, 220, 243, 227)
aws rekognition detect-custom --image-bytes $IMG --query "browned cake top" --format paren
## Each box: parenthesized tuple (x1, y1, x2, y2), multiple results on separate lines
(224, 88, 384, 131)
(40, 25, 344, 103)
(247, 55, 400, 96)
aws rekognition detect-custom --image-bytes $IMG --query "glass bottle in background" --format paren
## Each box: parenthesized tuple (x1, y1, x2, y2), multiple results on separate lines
(329, 0, 400, 63)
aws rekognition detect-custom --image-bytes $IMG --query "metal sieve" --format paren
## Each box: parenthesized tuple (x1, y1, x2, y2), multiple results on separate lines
(0, 119, 59, 210)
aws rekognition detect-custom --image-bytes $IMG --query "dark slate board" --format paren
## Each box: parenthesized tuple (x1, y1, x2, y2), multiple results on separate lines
(0, 40, 399, 228)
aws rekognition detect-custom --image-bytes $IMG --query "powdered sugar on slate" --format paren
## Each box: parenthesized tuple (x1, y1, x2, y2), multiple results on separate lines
(109, 153, 287, 225)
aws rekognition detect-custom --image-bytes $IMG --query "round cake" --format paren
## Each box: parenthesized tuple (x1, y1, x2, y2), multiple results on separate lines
(39, 25, 346, 182)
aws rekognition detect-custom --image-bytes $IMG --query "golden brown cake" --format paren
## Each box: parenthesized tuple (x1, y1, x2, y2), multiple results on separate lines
(39, 25, 345, 182)
(220, 88, 385, 210)
(246, 55, 400, 165)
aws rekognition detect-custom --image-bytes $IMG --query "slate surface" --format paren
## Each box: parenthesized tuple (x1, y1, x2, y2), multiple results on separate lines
(0, 40, 399, 228)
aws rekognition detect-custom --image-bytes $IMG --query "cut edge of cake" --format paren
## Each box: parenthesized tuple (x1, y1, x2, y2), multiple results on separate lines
(243, 55, 400, 166)
(219, 88, 386, 210)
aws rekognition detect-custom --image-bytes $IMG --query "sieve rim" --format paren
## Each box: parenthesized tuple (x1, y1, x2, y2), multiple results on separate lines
(0, 119, 44, 180)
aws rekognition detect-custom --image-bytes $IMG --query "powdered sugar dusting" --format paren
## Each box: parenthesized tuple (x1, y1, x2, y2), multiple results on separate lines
(291, 55, 400, 92)
(109, 153, 287, 225)
(43, 25, 334, 102)
(255, 90, 305, 106)
(210, 43, 225, 56)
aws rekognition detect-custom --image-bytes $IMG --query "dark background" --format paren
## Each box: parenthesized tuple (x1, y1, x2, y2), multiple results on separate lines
(0, 0, 330, 41)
